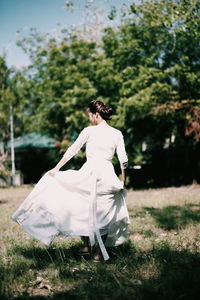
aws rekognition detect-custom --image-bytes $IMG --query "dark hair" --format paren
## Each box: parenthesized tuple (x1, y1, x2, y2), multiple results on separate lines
(88, 100, 113, 120)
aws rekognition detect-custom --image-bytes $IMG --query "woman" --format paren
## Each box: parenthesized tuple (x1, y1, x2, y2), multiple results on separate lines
(12, 100, 130, 261)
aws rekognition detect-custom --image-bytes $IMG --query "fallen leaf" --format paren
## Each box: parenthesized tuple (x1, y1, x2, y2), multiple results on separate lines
(133, 234, 143, 241)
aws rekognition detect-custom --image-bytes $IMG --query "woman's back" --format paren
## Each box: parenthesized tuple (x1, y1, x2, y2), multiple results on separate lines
(86, 124, 121, 161)
(63, 124, 128, 168)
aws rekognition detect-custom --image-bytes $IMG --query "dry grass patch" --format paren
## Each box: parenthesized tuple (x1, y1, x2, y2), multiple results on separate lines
(0, 184, 200, 299)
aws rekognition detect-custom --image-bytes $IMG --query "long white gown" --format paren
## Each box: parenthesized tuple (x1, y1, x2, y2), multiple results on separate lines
(12, 123, 130, 260)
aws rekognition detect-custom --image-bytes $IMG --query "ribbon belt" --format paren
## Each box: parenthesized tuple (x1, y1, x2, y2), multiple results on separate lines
(89, 171, 109, 261)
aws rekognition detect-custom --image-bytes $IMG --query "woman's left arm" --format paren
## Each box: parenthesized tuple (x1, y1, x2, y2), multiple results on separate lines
(49, 128, 89, 176)
(49, 156, 69, 176)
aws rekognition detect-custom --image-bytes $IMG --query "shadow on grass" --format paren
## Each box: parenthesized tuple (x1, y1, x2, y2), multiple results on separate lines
(144, 203, 200, 230)
(1, 240, 200, 300)
(0, 241, 135, 299)
(8, 239, 136, 268)
(8, 241, 87, 270)
(64, 248, 200, 300)
(0, 199, 8, 204)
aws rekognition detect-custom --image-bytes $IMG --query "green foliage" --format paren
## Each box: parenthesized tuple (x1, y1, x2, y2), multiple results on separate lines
(0, 57, 10, 143)
(1, 0, 200, 185)
(103, 0, 200, 183)
(14, 34, 122, 142)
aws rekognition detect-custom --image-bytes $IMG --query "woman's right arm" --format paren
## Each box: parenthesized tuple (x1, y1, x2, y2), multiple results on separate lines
(121, 168, 126, 187)
(116, 132, 128, 187)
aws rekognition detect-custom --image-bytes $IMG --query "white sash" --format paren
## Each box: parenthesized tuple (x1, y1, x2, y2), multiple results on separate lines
(89, 171, 109, 261)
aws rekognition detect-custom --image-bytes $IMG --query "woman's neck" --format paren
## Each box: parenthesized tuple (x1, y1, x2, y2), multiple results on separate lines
(96, 119, 107, 126)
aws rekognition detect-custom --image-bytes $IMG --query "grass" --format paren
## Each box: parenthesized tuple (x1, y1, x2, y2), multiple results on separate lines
(0, 184, 200, 299)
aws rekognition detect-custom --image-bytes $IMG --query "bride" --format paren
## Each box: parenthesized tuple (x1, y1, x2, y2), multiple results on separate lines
(12, 100, 130, 262)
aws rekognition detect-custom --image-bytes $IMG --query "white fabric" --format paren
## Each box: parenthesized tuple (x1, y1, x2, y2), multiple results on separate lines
(12, 123, 130, 260)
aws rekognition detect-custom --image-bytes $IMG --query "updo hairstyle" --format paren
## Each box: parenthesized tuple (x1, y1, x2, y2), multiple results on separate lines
(88, 100, 113, 120)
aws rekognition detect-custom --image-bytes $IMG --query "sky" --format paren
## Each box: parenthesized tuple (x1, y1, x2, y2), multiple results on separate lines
(0, 0, 133, 69)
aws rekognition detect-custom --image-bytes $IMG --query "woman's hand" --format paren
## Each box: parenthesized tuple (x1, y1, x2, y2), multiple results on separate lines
(48, 167, 59, 176)
(121, 169, 126, 189)
(121, 181, 126, 189)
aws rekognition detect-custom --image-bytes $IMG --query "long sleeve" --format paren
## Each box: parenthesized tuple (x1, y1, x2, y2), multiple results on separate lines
(63, 128, 89, 161)
(116, 132, 128, 169)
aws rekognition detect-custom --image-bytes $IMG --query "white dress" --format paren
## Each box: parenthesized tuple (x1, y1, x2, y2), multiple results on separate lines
(12, 123, 130, 260)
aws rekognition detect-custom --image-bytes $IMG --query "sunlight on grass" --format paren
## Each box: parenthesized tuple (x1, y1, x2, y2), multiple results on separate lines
(0, 185, 200, 299)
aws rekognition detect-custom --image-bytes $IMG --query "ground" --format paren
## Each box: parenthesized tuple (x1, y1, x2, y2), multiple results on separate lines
(0, 184, 200, 299)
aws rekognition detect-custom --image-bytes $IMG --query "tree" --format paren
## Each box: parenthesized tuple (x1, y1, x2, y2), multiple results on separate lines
(8, 0, 200, 186)
(0, 57, 11, 172)
(102, 0, 200, 186)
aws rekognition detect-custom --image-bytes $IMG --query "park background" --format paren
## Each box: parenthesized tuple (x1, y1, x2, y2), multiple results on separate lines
(0, 1, 200, 299)
(1, 0, 200, 188)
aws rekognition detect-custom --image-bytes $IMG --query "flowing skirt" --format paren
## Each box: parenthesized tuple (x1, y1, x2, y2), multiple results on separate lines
(12, 159, 130, 260)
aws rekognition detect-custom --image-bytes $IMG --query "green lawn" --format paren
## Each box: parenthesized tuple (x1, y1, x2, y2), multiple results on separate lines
(0, 185, 200, 299)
